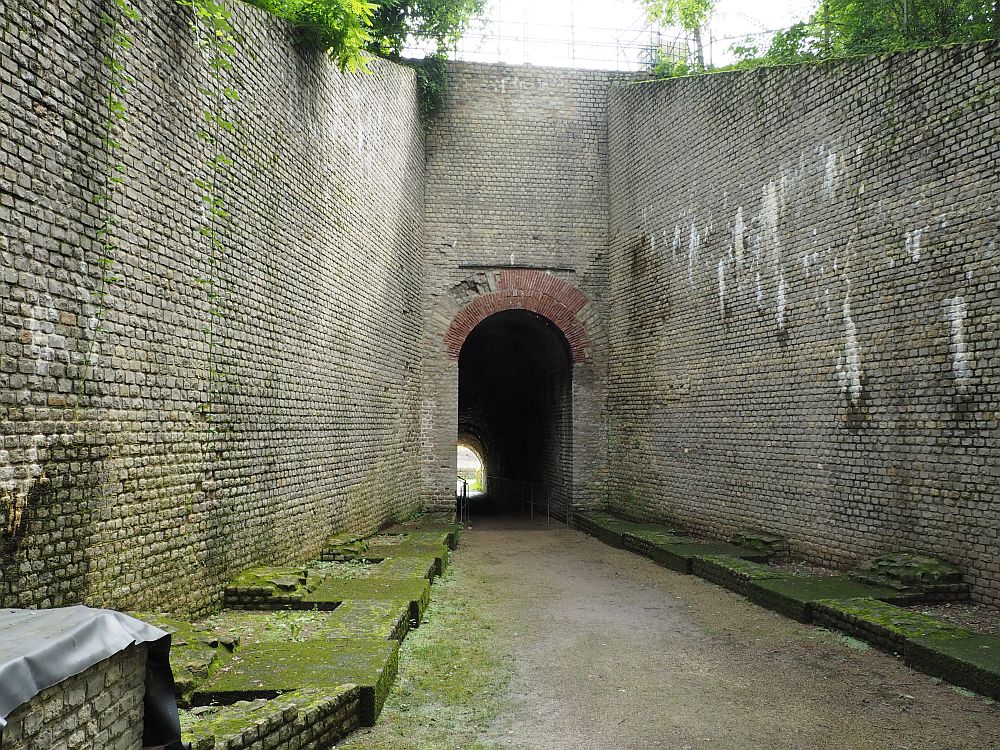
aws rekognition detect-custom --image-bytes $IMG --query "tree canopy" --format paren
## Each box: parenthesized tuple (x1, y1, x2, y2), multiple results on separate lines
(368, 0, 487, 58)
(734, 0, 1000, 68)
(641, 0, 715, 71)
(245, 0, 485, 71)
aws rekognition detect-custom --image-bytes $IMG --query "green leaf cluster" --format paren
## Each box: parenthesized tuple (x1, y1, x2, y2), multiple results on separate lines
(641, 0, 713, 35)
(733, 0, 1000, 68)
(368, 0, 486, 58)
(246, 0, 377, 71)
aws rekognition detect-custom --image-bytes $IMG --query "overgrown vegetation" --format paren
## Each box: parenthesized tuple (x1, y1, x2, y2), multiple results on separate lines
(334, 570, 512, 750)
(243, 0, 485, 113)
(368, 0, 486, 58)
(646, 0, 1000, 78)
(244, 0, 376, 71)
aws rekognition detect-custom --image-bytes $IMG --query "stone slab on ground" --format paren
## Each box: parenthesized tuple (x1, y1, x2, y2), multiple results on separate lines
(200, 605, 408, 647)
(194, 639, 399, 726)
(905, 634, 1000, 701)
(303, 577, 431, 626)
(321, 600, 412, 642)
(375, 555, 440, 581)
(746, 576, 901, 623)
(383, 515, 462, 550)
(690, 555, 795, 596)
(811, 598, 973, 654)
(625, 537, 768, 574)
(181, 686, 363, 750)
(573, 511, 677, 548)
(362, 541, 450, 577)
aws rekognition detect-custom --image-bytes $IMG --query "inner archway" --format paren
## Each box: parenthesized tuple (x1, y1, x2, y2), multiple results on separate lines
(458, 309, 573, 519)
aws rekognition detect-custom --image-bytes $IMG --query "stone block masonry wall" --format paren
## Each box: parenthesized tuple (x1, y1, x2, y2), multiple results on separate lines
(422, 63, 615, 510)
(607, 44, 1000, 602)
(2, 644, 147, 750)
(0, 0, 425, 613)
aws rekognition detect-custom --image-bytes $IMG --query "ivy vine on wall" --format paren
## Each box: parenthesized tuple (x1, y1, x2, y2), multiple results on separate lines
(178, 0, 242, 460)
(75, 0, 142, 417)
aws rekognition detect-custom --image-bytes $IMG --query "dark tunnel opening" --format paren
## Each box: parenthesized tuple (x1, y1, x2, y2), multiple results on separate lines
(458, 309, 573, 519)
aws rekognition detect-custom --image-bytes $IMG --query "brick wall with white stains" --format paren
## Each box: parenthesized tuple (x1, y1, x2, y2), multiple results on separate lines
(607, 45, 1000, 603)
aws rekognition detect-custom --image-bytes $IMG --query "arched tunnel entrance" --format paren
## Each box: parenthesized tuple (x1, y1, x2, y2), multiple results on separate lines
(458, 309, 573, 519)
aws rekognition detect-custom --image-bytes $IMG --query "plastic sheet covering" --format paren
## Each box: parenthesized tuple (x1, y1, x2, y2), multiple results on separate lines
(0, 606, 183, 749)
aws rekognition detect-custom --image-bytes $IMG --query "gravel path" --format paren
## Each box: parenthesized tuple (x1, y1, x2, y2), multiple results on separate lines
(471, 517, 999, 750)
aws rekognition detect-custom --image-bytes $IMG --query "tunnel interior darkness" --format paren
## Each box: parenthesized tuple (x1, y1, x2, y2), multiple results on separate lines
(458, 309, 573, 518)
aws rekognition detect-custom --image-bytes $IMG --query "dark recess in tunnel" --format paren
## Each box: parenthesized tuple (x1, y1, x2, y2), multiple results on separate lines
(458, 309, 573, 518)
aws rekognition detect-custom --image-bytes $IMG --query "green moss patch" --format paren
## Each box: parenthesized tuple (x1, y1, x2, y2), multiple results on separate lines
(625, 538, 768, 574)
(181, 686, 362, 750)
(851, 553, 969, 600)
(308, 560, 383, 580)
(376, 555, 440, 581)
(747, 576, 899, 623)
(691, 555, 794, 595)
(132, 613, 237, 707)
(573, 512, 676, 548)
(364, 537, 451, 577)
(378, 529, 457, 550)
(731, 531, 789, 560)
(194, 638, 399, 725)
(223, 567, 314, 609)
(905, 633, 1000, 700)
(323, 599, 412, 642)
(199, 610, 340, 647)
(304, 577, 431, 626)
(383, 514, 461, 550)
(322, 535, 370, 562)
(812, 597, 973, 654)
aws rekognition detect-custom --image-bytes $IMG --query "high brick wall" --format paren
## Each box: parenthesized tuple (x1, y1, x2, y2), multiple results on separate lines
(421, 63, 614, 511)
(1, 0, 425, 614)
(607, 45, 1000, 602)
(3, 644, 147, 750)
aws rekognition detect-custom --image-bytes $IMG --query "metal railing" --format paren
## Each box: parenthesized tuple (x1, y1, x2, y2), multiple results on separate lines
(456, 476, 472, 525)
(486, 475, 557, 524)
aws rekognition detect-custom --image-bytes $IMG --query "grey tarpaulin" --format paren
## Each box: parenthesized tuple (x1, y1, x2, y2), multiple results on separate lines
(0, 606, 184, 749)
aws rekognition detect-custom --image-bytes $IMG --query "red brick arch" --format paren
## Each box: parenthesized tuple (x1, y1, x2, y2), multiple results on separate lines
(445, 270, 589, 364)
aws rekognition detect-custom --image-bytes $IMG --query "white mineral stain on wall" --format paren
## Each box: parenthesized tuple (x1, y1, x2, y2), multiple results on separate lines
(823, 151, 840, 200)
(688, 224, 699, 284)
(905, 227, 926, 262)
(732, 206, 746, 269)
(776, 273, 787, 329)
(945, 296, 974, 394)
(762, 181, 781, 267)
(837, 295, 863, 405)
(717, 259, 726, 316)
(673, 225, 681, 257)
(755, 272, 763, 310)
(761, 180, 788, 328)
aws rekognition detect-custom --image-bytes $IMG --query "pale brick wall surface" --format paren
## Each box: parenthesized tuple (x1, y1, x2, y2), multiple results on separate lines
(607, 44, 1000, 603)
(0, 0, 425, 614)
(421, 62, 615, 511)
(2, 645, 146, 750)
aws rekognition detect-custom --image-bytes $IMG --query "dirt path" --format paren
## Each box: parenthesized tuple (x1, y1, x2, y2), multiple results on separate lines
(338, 517, 1000, 750)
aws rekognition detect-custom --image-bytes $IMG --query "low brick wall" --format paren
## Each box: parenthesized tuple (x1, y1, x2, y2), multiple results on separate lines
(3, 645, 147, 750)
(182, 687, 362, 750)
